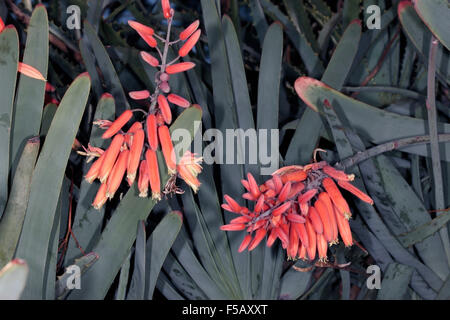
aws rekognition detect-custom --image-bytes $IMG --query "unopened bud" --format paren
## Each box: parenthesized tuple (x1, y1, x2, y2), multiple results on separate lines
(160, 72, 170, 82)
(160, 81, 171, 93)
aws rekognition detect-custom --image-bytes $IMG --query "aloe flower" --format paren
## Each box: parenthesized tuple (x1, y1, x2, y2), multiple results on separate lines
(220, 162, 373, 262)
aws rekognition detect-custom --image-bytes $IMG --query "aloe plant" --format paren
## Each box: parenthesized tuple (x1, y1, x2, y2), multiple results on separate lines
(0, 0, 449, 301)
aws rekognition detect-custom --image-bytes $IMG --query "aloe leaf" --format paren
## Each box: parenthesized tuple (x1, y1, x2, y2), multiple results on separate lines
(190, 157, 242, 297)
(255, 24, 284, 299)
(180, 188, 236, 298)
(14, 74, 91, 299)
(43, 198, 61, 300)
(127, 221, 146, 300)
(10, 6, 49, 181)
(156, 271, 185, 300)
(375, 155, 449, 280)
(413, 0, 450, 51)
(399, 40, 416, 89)
(0, 138, 39, 269)
(257, 23, 283, 133)
(64, 94, 115, 266)
(200, 0, 249, 299)
(145, 211, 183, 299)
(285, 20, 361, 165)
(0, 27, 19, 218)
(0, 259, 29, 300)
(163, 252, 208, 299)
(83, 20, 129, 114)
(283, 0, 319, 53)
(398, 210, 450, 248)
(222, 15, 256, 152)
(437, 275, 450, 300)
(249, 0, 269, 45)
(67, 106, 201, 299)
(40, 104, 57, 137)
(279, 266, 312, 300)
(115, 252, 131, 300)
(318, 11, 342, 55)
(343, 0, 361, 28)
(259, 0, 324, 77)
(56, 252, 99, 300)
(295, 77, 450, 161)
(79, 38, 103, 99)
(398, 2, 450, 85)
(377, 263, 414, 300)
(170, 228, 227, 299)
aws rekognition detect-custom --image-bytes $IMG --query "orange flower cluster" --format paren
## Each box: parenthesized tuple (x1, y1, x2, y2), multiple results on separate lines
(83, 1, 203, 210)
(220, 162, 374, 262)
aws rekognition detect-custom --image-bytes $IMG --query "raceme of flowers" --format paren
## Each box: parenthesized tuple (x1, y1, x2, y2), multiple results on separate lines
(81, 0, 203, 210)
(220, 162, 374, 262)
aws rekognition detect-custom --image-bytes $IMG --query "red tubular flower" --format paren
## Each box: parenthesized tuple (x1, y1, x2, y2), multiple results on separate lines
(158, 94, 172, 124)
(334, 205, 353, 247)
(140, 33, 158, 48)
(138, 160, 149, 198)
(85, 152, 106, 184)
(161, 0, 172, 19)
(177, 151, 203, 193)
(125, 122, 143, 147)
(0, 17, 4, 33)
(318, 192, 338, 243)
(127, 129, 145, 186)
(322, 177, 352, 219)
(277, 181, 291, 203)
(140, 51, 160, 67)
(280, 170, 307, 183)
(323, 165, 354, 182)
(92, 183, 108, 210)
(305, 220, 316, 260)
(248, 228, 267, 251)
(220, 223, 246, 231)
(146, 114, 159, 151)
(166, 62, 196, 74)
(145, 149, 161, 200)
(288, 223, 299, 259)
(128, 21, 154, 36)
(179, 29, 201, 57)
(298, 243, 308, 261)
(180, 20, 200, 40)
(247, 173, 261, 199)
(224, 195, 242, 213)
(98, 134, 125, 183)
(106, 150, 130, 199)
(307, 206, 323, 235)
(314, 199, 333, 243)
(294, 222, 309, 249)
(167, 94, 190, 108)
(238, 234, 253, 253)
(272, 201, 292, 217)
(158, 125, 176, 175)
(18, 62, 46, 81)
(129, 90, 150, 100)
(337, 180, 374, 205)
(102, 110, 133, 139)
(316, 233, 328, 262)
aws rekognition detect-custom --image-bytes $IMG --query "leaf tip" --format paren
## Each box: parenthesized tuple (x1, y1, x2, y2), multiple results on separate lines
(101, 92, 114, 100)
(398, 1, 412, 15)
(349, 19, 362, 26)
(172, 210, 183, 222)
